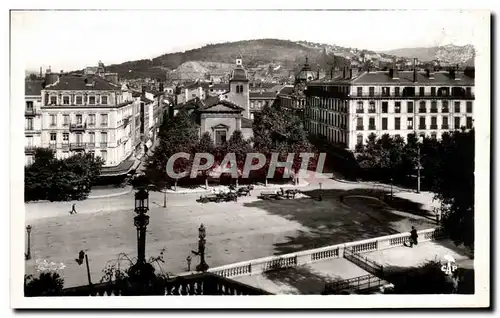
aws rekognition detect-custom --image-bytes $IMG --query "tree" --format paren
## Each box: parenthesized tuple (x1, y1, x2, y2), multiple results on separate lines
(24, 272, 64, 296)
(24, 149, 104, 202)
(195, 132, 215, 188)
(429, 129, 474, 249)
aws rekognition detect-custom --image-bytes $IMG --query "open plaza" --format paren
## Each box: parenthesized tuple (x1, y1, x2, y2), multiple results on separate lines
(24, 176, 463, 291)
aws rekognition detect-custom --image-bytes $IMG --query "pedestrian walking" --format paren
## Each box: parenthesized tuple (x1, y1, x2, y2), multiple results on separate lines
(71, 203, 77, 214)
(408, 226, 418, 248)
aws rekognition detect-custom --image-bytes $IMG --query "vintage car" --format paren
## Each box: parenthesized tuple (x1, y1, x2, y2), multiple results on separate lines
(236, 185, 254, 197)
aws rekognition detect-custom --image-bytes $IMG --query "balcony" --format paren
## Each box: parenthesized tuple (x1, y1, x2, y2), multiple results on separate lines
(70, 143, 86, 151)
(87, 142, 96, 149)
(61, 143, 70, 151)
(418, 125, 427, 130)
(70, 122, 86, 132)
(430, 125, 438, 130)
(100, 122, 109, 127)
(87, 121, 96, 127)
(100, 142, 108, 148)
(24, 146, 36, 154)
(25, 109, 38, 116)
(442, 108, 449, 113)
(430, 108, 438, 113)
(368, 125, 376, 130)
(356, 126, 364, 131)
(59, 272, 272, 296)
(407, 126, 414, 130)
(49, 143, 57, 149)
(441, 125, 449, 129)
(349, 93, 475, 99)
(356, 109, 364, 114)
(368, 109, 376, 114)
(418, 108, 426, 113)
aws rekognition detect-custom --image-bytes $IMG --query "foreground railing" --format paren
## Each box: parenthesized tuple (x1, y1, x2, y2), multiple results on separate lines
(344, 247, 384, 277)
(60, 272, 272, 296)
(323, 274, 384, 295)
(208, 228, 444, 279)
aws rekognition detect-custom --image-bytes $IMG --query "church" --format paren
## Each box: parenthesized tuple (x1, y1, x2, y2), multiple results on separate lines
(174, 58, 253, 146)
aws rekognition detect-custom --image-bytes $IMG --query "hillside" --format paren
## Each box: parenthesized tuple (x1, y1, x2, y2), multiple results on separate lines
(104, 39, 350, 81)
(380, 44, 475, 65)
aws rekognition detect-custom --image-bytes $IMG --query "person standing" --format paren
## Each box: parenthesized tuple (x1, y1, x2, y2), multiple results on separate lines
(409, 226, 418, 247)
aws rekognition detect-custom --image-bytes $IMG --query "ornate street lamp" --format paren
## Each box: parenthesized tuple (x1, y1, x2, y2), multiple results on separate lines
(25, 225, 32, 260)
(192, 224, 209, 272)
(134, 188, 150, 265)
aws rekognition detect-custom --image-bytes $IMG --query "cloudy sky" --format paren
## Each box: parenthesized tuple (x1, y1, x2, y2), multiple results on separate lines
(12, 10, 483, 72)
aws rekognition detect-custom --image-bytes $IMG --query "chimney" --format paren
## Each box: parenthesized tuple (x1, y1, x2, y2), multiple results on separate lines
(413, 58, 418, 83)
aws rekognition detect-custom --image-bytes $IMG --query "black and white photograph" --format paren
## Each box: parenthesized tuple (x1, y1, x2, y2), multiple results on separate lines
(9, 5, 491, 309)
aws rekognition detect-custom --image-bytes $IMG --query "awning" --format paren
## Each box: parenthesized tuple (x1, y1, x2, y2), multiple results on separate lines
(100, 160, 135, 177)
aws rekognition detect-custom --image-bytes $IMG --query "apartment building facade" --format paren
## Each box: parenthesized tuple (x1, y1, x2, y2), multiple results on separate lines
(37, 71, 138, 169)
(305, 66, 475, 150)
(24, 79, 44, 165)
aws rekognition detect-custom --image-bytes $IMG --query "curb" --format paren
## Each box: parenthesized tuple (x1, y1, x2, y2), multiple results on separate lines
(87, 187, 133, 199)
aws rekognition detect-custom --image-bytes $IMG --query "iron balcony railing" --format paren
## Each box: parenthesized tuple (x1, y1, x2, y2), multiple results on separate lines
(25, 109, 39, 116)
(69, 143, 87, 150)
(100, 142, 108, 148)
(70, 122, 86, 132)
(356, 126, 364, 131)
(442, 125, 449, 129)
(24, 146, 36, 153)
(352, 93, 475, 99)
(430, 125, 438, 129)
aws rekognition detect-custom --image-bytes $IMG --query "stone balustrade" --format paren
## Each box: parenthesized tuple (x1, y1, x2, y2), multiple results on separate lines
(208, 228, 444, 279)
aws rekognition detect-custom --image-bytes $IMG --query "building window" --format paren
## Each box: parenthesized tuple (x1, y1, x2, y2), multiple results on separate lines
(369, 87, 375, 97)
(368, 117, 375, 130)
(356, 117, 363, 130)
(25, 118, 33, 130)
(419, 87, 424, 96)
(454, 117, 461, 129)
(88, 114, 96, 126)
(76, 114, 82, 124)
(407, 118, 413, 130)
(356, 134, 363, 146)
(431, 87, 436, 96)
(215, 130, 227, 146)
(63, 96, 70, 105)
(419, 101, 426, 113)
(50, 132, 57, 142)
(89, 96, 96, 105)
(100, 114, 108, 126)
(50, 96, 57, 105)
(442, 117, 449, 129)
(395, 102, 401, 113)
(63, 133, 69, 143)
(26, 101, 34, 111)
(357, 87, 362, 96)
(382, 87, 390, 97)
(466, 87, 472, 97)
(430, 101, 438, 113)
(442, 101, 449, 113)
(454, 102, 461, 113)
(101, 96, 108, 105)
(382, 117, 388, 130)
(76, 96, 83, 105)
(100, 150, 107, 162)
(250, 102, 255, 109)
(382, 102, 388, 113)
(368, 102, 376, 113)
(50, 114, 57, 126)
(63, 114, 69, 126)
(394, 87, 400, 96)
(466, 102, 473, 113)
(89, 132, 95, 145)
(466, 117, 473, 129)
(431, 116, 437, 129)
(356, 102, 364, 113)
(407, 102, 414, 113)
(395, 117, 401, 130)
(419, 117, 426, 129)
(100, 132, 108, 147)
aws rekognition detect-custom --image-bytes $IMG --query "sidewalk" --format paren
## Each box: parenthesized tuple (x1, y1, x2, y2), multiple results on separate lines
(87, 185, 133, 199)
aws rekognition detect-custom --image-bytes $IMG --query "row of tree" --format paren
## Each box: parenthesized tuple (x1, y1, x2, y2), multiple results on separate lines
(25, 149, 104, 202)
(144, 104, 319, 190)
(355, 129, 474, 249)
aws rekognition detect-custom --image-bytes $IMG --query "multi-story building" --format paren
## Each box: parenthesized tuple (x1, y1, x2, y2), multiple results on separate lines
(24, 79, 44, 165)
(248, 91, 278, 119)
(305, 63, 475, 150)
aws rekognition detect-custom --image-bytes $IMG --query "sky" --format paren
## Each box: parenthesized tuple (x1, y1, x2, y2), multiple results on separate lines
(11, 10, 483, 72)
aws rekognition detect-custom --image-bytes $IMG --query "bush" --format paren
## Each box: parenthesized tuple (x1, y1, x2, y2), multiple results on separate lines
(24, 272, 64, 297)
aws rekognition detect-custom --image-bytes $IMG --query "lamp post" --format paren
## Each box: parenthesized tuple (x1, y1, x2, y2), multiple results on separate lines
(25, 225, 32, 260)
(192, 224, 209, 272)
(134, 188, 150, 265)
(416, 136, 424, 194)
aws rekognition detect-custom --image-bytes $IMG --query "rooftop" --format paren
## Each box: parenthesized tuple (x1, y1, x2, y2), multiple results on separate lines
(25, 79, 44, 96)
(44, 75, 121, 91)
(249, 91, 278, 99)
